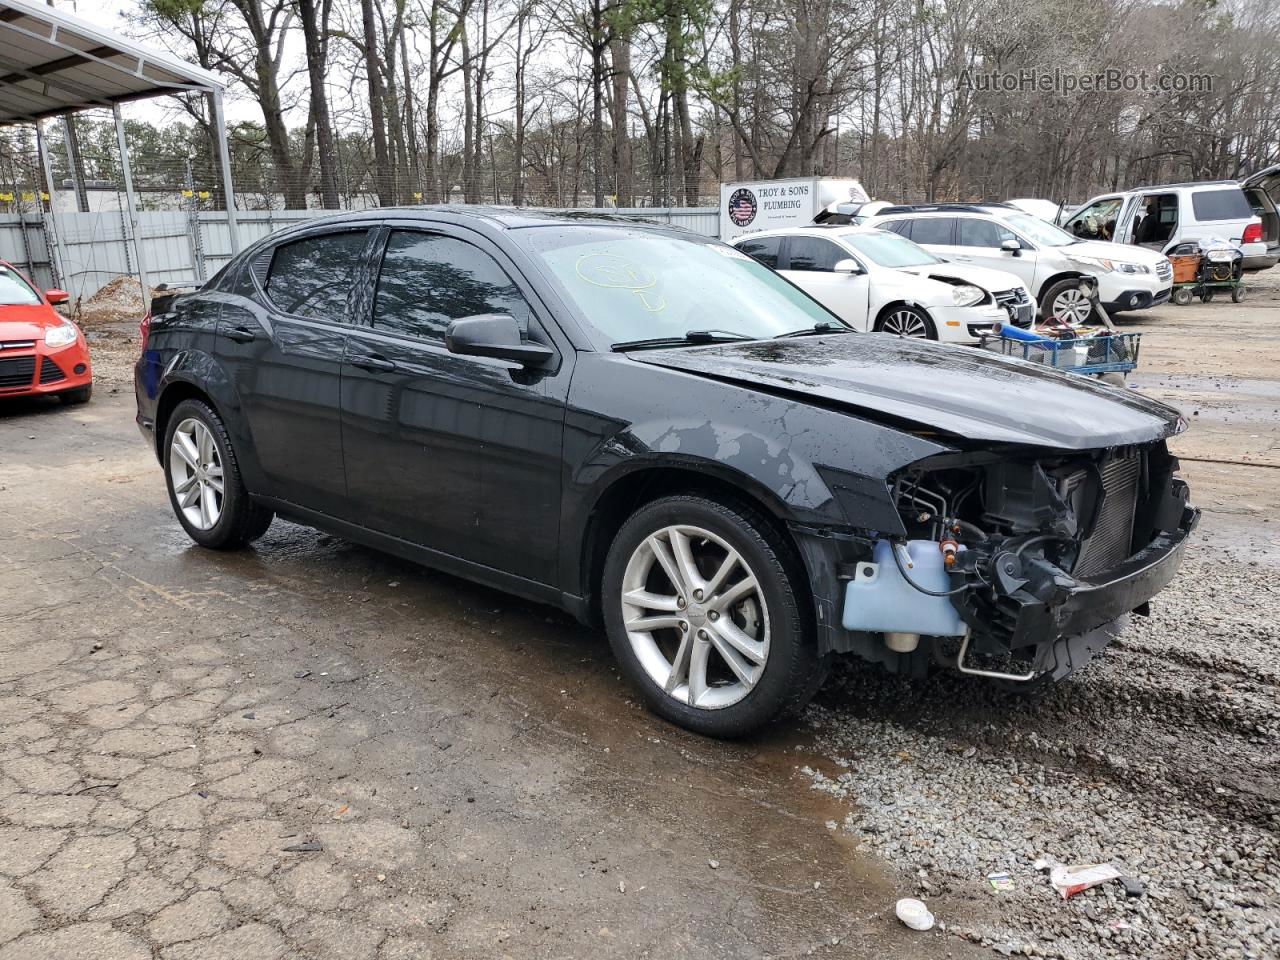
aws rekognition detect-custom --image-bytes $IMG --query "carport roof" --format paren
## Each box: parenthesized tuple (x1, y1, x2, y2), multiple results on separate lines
(0, 0, 224, 125)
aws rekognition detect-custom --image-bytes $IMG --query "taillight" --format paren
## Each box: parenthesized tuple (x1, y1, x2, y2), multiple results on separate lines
(1243, 222, 1262, 244)
(139, 311, 151, 351)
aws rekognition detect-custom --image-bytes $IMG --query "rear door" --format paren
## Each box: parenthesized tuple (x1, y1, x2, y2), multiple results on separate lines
(1186, 187, 1257, 248)
(216, 227, 374, 516)
(340, 225, 566, 582)
(778, 234, 870, 328)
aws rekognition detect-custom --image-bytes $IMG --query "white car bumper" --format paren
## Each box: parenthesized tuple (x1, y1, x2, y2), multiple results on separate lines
(1096, 270, 1172, 313)
(931, 302, 1010, 343)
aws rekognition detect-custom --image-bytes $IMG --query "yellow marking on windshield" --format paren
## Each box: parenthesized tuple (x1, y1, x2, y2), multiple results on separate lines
(575, 252, 667, 312)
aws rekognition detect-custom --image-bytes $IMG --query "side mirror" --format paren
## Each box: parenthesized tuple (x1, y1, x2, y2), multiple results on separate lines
(45, 289, 69, 305)
(1001, 238, 1022, 257)
(445, 314, 554, 367)
(833, 258, 863, 274)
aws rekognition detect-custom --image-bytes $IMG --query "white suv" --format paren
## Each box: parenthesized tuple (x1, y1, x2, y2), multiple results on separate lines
(865, 204, 1173, 324)
(1063, 180, 1273, 270)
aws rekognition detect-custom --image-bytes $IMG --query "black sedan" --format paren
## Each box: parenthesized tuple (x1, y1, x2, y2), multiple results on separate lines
(135, 208, 1197, 737)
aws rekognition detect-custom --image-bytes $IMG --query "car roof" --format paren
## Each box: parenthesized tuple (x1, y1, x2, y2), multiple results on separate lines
(267, 205, 686, 232)
(733, 224, 885, 240)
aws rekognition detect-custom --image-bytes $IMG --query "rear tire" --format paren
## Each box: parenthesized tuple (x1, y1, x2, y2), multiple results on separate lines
(163, 398, 274, 550)
(602, 494, 821, 738)
(58, 385, 92, 405)
(1172, 288, 1194, 306)
(1231, 286, 1246, 303)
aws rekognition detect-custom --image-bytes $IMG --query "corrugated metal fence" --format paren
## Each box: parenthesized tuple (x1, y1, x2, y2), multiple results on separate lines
(0, 206, 720, 304)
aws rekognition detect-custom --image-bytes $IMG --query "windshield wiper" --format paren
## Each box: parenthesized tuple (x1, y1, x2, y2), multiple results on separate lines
(611, 329, 756, 352)
(774, 321, 850, 339)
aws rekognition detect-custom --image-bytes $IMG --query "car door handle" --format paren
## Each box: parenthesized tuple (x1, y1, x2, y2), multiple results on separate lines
(349, 354, 397, 373)
(223, 326, 257, 343)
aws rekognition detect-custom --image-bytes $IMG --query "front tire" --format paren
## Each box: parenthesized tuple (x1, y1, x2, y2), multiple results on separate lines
(875, 305, 936, 339)
(58, 384, 92, 405)
(602, 494, 821, 738)
(1041, 279, 1096, 323)
(163, 398, 273, 550)
(1172, 287, 1194, 306)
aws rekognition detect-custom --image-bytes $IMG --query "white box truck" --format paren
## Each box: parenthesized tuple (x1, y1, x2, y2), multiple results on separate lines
(719, 177, 870, 241)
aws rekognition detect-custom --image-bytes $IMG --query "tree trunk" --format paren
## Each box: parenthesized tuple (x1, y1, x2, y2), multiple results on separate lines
(609, 30, 633, 206)
(590, 0, 605, 207)
(360, 0, 393, 205)
(298, 0, 339, 208)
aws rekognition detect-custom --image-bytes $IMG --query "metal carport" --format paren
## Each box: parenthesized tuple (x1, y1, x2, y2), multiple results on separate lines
(0, 0, 240, 307)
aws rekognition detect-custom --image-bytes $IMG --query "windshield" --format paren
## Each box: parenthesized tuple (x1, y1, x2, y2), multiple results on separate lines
(1004, 212, 1079, 247)
(843, 231, 940, 267)
(516, 226, 840, 347)
(0, 266, 41, 306)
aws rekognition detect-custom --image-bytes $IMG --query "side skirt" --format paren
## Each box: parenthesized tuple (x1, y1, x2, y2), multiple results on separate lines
(253, 495, 591, 623)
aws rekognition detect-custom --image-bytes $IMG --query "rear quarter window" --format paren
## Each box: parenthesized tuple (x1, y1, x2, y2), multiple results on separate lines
(1190, 189, 1253, 222)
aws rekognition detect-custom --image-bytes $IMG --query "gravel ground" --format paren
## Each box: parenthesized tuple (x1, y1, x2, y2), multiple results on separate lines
(798, 265, 1280, 960)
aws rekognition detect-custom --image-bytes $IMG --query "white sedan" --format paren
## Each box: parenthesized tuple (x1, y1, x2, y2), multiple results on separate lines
(732, 225, 1035, 343)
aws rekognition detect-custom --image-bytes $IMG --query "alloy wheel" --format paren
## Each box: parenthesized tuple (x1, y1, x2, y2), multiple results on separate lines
(169, 417, 224, 531)
(620, 524, 769, 710)
(1051, 287, 1093, 323)
(881, 309, 929, 338)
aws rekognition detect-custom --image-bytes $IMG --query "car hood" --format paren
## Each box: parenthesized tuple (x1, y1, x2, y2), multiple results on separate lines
(629, 336, 1183, 449)
(1064, 240, 1168, 267)
(898, 262, 1025, 293)
(0, 304, 60, 340)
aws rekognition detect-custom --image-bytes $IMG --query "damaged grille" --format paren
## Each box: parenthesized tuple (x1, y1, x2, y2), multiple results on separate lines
(1074, 452, 1140, 577)
(993, 288, 1033, 327)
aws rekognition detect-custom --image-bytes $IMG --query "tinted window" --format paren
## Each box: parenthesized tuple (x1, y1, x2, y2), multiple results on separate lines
(785, 236, 845, 271)
(878, 219, 911, 237)
(373, 231, 531, 342)
(265, 230, 368, 322)
(736, 236, 781, 268)
(907, 218, 954, 245)
(956, 218, 1003, 247)
(1191, 188, 1253, 222)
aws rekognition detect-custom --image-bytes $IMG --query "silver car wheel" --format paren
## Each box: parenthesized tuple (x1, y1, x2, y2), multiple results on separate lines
(620, 524, 769, 710)
(1051, 287, 1093, 323)
(169, 417, 224, 531)
(881, 308, 930, 338)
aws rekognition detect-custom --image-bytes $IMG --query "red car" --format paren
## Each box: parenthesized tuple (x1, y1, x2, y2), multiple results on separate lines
(0, 260, 92, 404)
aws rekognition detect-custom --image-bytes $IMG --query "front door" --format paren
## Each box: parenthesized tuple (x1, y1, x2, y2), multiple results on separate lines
(340, 226, 565, 583)
(216, 227, 373, 515)
(953, 217, 1038, 289)
(779, 235, 871, 329)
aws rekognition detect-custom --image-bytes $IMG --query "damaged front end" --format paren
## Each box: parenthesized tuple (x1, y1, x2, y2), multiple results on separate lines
(833, 442, 1199, 683)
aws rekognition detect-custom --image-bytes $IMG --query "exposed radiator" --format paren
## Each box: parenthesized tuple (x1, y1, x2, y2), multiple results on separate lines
(1074, 452, 1140, 577)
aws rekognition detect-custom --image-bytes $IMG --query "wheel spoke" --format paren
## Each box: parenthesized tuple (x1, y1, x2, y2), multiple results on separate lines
(173, 473, 197, 497)
(172, 433, 198, 469)
(711, 617, 767, 665)
(668, 528, 704, 593)
(198, 482, 213, 528)
(687, 637, 711, 706)
(703, 552, 738, 597)
(713, 574, 758, 613)
(647, 535, 685, 596)
(625, 614, 684, 633)
(709, 631, 757, 687)
(664, 631, 693, 694)
(622, 588, 680, 612)
(206, 474, 224, 495)
(179, 480, 201, 508)
(196, 424, 213, 466)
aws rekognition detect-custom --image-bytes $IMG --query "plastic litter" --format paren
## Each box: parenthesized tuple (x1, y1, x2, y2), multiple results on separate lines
(1049, 863, 1122, 898)
(895, 897, 935, 931)
(986, 872, 1016, 892)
